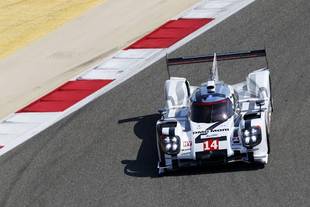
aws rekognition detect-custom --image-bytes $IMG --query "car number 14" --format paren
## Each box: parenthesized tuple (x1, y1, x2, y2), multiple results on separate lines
(203, 139, 219, 151)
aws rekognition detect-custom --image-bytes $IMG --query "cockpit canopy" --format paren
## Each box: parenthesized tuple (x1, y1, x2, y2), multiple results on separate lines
(190, 83, 233, 123)
(190, 98, 233, 123)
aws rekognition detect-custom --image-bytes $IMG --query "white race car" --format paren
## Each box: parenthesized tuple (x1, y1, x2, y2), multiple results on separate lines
(156, 49, 273, 175)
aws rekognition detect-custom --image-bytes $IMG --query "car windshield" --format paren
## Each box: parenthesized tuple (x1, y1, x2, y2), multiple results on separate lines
(190, 98, 233, 123)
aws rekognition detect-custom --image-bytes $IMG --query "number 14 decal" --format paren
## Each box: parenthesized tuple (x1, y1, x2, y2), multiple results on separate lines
(203, 139, 219, 151)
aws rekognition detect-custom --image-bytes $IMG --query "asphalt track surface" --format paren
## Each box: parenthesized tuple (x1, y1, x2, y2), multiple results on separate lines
(0, 0, 310, 206)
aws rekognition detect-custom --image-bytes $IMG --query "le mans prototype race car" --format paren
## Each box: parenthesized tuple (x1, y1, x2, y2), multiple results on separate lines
(156, 49, 273, 175)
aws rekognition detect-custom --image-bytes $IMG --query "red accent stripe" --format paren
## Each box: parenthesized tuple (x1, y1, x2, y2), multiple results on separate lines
(126, 18, 213, 49)
(0, 145, 4, 149)
(18, 80, 113, 112)
(192, 98, 228, 106)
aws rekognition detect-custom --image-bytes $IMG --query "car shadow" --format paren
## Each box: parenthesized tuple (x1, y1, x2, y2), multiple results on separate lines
(119, 113, 161, 177)
(118, 113, 265, 178)
(163, 162, 265, 177)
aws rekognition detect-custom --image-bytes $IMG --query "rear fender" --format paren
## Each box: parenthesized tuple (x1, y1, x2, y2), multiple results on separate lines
(247, 68, 270, 99)
(164, 77, 190, 109)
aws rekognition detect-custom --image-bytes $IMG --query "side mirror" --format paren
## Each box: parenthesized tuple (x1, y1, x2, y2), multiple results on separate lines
(158, 108, 167, 114)
(158, 108, 167, 120)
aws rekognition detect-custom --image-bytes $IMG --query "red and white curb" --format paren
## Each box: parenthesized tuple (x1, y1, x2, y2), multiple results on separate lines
(0, 0, 255, 156)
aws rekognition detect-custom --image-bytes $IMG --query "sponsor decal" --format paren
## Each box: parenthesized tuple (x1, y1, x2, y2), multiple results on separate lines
(203, 139, 219, 151)
(182, 152, 191, 156)
(193, 128, 229, 135)
(183, 141, 192, 147)
(180, 150, 191, 155)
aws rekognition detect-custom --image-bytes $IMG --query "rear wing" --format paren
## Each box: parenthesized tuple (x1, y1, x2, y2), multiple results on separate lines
(166, 49, 267, 66)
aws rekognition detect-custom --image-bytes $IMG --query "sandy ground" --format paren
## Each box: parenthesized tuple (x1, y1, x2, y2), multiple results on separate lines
(0, 0, 199, 119)
(0, 0, 104, 59)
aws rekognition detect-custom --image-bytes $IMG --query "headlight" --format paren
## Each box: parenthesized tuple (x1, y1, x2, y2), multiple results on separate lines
(164, 137, 170, 144)
(242, 126, 262, 147)
(245, 137, 250, 144)
(160, 136, 180, 155)
(165, 143, 172, 151)
(251, 128, 257, 134)
(171, 137, 177, 143)
(244, 130, 250, 137)
(172, 143, 178, 151)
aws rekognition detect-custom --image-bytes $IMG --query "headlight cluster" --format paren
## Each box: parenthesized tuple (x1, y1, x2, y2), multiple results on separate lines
(160, 136, 180, 155)
(242, 126, 262, 147)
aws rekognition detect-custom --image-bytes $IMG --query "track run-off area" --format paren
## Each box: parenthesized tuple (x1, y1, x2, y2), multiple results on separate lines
(0, 0, 310, 206)
(0, 0, 104, 59)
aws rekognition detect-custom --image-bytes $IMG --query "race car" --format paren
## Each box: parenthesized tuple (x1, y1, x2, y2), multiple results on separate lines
(156, 49, 273, 175)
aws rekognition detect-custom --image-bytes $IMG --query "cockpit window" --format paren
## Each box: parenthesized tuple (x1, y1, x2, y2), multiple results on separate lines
(190, 98, 233, 123)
